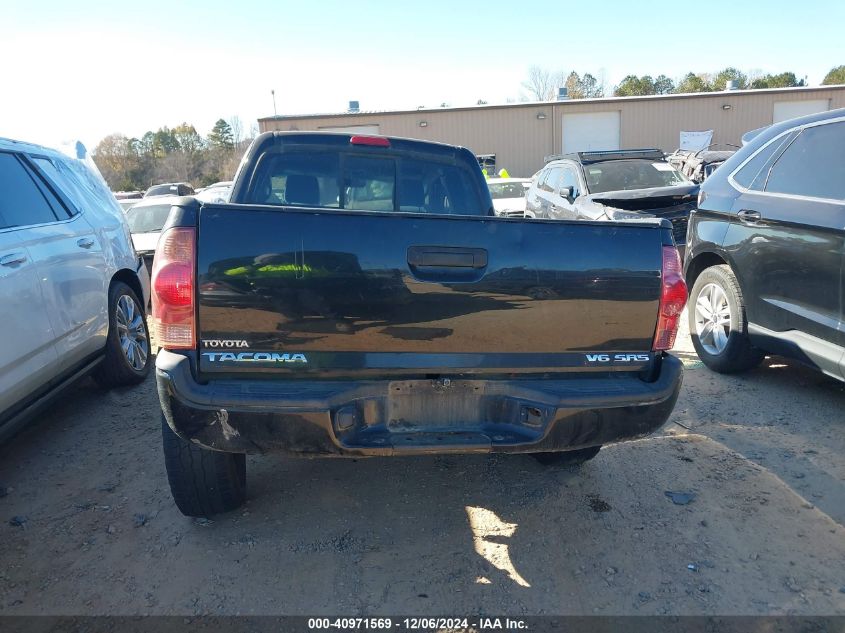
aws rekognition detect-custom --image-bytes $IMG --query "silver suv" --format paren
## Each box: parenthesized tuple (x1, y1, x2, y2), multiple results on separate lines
(0, 138, 151, 441)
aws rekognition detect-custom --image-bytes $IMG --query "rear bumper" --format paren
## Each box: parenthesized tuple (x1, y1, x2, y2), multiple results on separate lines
(156, 351, 683, 457)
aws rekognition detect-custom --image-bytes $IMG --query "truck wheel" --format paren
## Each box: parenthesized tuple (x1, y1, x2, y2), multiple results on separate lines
(161, 417, 246, 518)
(532, 446, 601, 466)
(689, 265, 764, 374)
(93, 281, 151, 388)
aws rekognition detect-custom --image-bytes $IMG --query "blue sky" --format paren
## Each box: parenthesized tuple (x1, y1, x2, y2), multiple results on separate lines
(2, 0, 843, 149)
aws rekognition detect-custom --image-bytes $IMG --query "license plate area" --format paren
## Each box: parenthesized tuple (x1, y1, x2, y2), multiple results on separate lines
(387, 380, 485, 430)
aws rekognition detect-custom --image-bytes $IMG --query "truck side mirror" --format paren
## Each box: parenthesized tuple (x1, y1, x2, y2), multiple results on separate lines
(560, 186, 574, 202)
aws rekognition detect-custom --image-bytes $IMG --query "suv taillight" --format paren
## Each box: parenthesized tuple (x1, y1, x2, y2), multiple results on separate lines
(653, 246, 687, 351)
(151, 227, 195, 349)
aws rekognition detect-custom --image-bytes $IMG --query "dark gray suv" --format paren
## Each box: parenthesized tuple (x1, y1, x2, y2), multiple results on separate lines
(684, 108, 845, 381)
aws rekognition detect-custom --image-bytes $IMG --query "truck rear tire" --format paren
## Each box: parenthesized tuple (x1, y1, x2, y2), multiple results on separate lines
(532, 446, 601, 466)
(161, 417, 246, 518)
(688, 265, 765, 374)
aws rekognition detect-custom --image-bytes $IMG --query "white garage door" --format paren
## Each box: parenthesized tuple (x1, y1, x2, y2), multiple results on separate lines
(318, 124, 381, 134)
(562, 111, 620, 153)
(773, 100, 829, 124)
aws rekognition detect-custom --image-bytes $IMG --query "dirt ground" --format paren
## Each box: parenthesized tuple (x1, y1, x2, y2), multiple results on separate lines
(1, 317, 844, 616)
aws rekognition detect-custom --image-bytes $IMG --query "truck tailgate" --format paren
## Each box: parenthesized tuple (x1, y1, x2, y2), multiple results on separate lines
(197, 206, 663, 377)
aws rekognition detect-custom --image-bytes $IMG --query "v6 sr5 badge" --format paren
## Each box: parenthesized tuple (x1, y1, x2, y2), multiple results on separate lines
(585, 353, 651, 363)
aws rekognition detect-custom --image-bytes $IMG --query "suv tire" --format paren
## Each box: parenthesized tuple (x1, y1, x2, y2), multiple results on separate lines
(162, 417, 247, 518)
(93, 281, 151, 387)
(689, 265, 764, 374)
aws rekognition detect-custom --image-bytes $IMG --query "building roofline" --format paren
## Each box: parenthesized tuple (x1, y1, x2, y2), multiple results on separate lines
(259, 84, 845, 123)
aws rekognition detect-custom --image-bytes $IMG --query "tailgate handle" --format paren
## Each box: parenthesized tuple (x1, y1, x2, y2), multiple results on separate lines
(407, 246, 488, 269)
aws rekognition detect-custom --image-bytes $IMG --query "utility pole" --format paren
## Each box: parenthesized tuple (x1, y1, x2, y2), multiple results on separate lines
(271, 89, 277, 117)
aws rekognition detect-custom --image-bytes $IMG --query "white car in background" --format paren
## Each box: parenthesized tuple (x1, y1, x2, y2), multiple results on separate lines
(487, 177, 533, 217)
(128, 187, 232, 277)
(117, 198, 141, 212)
(114, 191, 143, 212)
(194, 181, 232, 204)
(0, 137, 151, 442)
(124, 196, 181, 275)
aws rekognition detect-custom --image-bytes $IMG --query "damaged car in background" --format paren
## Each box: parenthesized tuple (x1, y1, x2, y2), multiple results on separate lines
(666, 146, 737, 184)
(526, 149, 698, 253)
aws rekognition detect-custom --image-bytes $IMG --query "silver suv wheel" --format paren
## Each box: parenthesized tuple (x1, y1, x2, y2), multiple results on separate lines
(694, 282, 731, 355)
(116, 294, 148, 371)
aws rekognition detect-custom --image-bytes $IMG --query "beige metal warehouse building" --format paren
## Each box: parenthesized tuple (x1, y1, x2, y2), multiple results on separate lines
(259, 85, 845, 177)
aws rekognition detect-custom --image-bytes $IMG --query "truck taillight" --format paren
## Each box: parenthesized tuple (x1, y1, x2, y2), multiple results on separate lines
(151, 227, 195, 349)
(653, 246, 687, 351)
(350, 135, 390, 147)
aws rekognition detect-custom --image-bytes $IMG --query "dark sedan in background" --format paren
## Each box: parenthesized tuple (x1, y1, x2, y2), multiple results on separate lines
(144, 182, 194, 198)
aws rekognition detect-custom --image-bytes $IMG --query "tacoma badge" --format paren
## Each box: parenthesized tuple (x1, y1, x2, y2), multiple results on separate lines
(203, 352, 308, 363)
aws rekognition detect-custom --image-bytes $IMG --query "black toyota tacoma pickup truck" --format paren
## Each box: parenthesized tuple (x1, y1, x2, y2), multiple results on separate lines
(152, 132, 686, 518)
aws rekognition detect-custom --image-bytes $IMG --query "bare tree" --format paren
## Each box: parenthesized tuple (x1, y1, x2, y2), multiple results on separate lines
(596, 68, 608, 98)
(227, 115, 245, 147)
(746, 68, 765, 86)
(524, 66, 604, 100)
(522, 66, 560, 101)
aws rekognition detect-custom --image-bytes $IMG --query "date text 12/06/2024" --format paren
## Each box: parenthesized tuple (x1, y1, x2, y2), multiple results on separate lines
(306, 617, 529, 631)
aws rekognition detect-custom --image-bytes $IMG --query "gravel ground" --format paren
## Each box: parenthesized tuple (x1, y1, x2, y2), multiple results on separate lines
(1, 316, 844, 616)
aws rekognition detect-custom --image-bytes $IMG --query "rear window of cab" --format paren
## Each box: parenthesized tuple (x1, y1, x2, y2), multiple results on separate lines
(245, 150, 485, 216)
